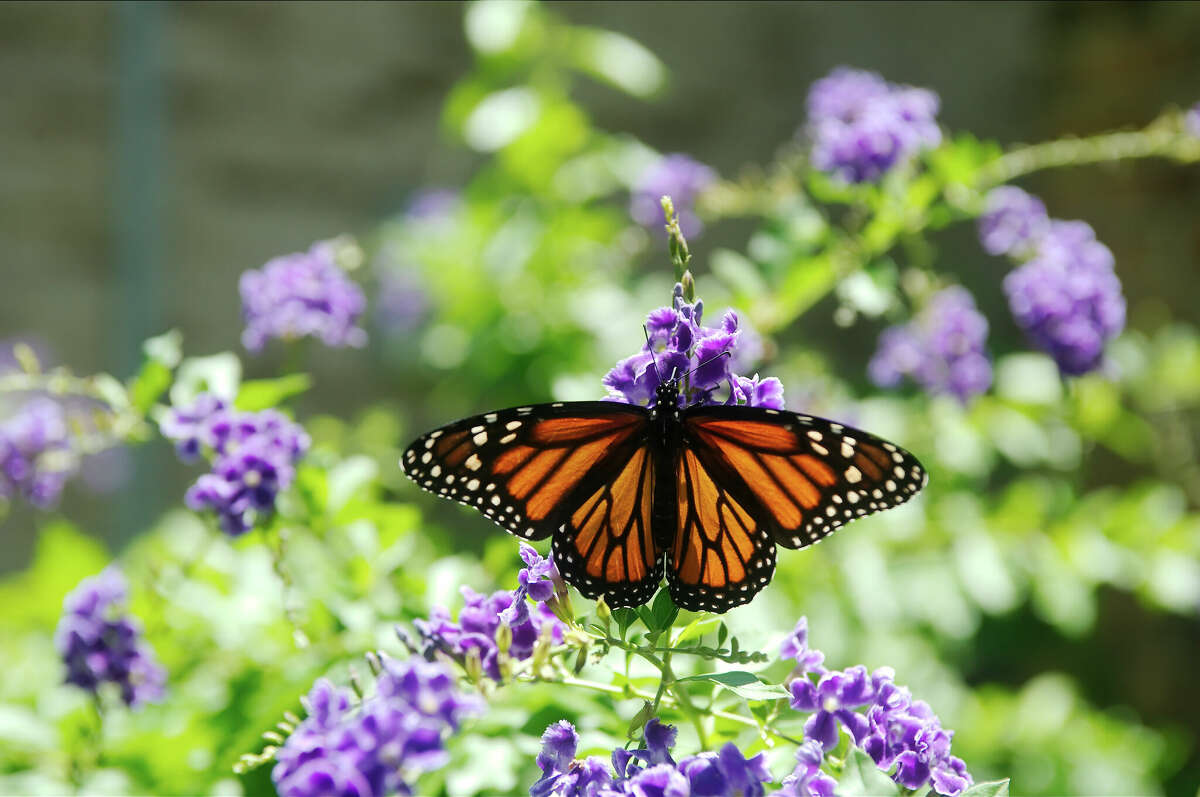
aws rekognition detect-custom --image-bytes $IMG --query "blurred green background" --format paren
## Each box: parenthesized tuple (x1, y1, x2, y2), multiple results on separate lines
(2, 2, 1200, 795)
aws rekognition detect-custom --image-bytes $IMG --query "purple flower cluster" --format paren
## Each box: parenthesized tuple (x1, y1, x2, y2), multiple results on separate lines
(532, 718, 772, 797)
(240, 239, 368, 352)
(630, 154, 716, 238)
(978, 187, 1127, 375)
(603, 285, 784, 409)
(412, 544, 566, 681)
(54, 568, 165, 708)
(1186, 102, 1200, 138)
(869, 286, 992, 403)
(977, 186, 1050, 258)
(805, 67, 942, 184)
(160, 393, 310, 536)
(273, 657, 482, 797)
(781, 617, 972, 797)
(0, 397, 74, 508)
(1003, 220, 1126, 375)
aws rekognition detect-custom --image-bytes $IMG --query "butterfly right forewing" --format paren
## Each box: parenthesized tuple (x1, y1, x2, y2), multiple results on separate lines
(401, 402, 648, 542)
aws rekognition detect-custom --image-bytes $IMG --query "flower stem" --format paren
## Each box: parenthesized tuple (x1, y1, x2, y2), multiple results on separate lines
(977, 115, 1200, 187)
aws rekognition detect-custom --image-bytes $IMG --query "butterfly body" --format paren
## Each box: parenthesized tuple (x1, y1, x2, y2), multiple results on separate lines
(402, 378, 925, 613)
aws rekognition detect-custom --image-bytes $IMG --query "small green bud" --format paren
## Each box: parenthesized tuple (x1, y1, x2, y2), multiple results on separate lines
(595, 596, 612, 624)
(495, 621, 513, 655)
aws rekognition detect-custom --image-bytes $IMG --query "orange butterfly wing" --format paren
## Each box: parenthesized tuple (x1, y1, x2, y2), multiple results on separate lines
(550, 440, 663, 609)
(666, 446, 776, 613)
(682, 406, 926, 550)
(401, 403, 648, 541)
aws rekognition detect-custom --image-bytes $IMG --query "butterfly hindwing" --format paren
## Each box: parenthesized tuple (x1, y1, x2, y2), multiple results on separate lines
(401, 402, 649, 541)
(682, 405, 926, 550)
(551, 440, 663, 609)
(666, 446, 777, 613)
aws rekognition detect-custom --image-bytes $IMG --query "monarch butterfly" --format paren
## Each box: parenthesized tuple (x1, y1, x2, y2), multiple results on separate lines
(401, 377, 925, 613)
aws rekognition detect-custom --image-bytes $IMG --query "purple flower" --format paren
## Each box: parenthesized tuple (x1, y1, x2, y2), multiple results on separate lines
(1186, 102, 1200, 138)
(805, 67, 942, 183)
(978, 186, 1050, 257)
(240, 239, 367, 352)
(631, 154, 717, 238)
(604, 287, 784, 409)
(860, 673, 972, 796)
(779, 617, 825, 674)
(869, 286, 992, 402)
(1003, 220, 1125, 375)
(677, 744, 771, 797)
(273, 657, 481, 797)
(782, 618, 974, 796)
(159, 393, 228, 463)
(533, 719, 770, 797)
(772, 741, 837, 797)
(0, 397, 75, 509)
(789, 665, 876, 751)
(625, 764, 690, 797)
(413, 572, 566, 682)
(54, 569, 165, 708)
(170, 400, 311, 536)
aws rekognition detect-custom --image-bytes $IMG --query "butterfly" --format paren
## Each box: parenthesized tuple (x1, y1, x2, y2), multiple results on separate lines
(401, 376, 925, 613)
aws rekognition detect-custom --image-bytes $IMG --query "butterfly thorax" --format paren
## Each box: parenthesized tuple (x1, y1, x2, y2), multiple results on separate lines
(649, 379, 683, 550)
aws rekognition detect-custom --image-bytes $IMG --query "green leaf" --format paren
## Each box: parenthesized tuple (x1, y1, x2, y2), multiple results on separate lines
(838, 747, 901, 797)
(234, 374, 312, 412)
(960, 780, 1011, 797)
(676, 671, 788, 702)
(569, 27, 666, 99)
(613, 608, 638, 639)
(649, 588, 679, 632)
(672, 616, 722, 646)
(676, 671, 760, 687)
(0, 521, 109, 630)
(129, 360, 172, 415)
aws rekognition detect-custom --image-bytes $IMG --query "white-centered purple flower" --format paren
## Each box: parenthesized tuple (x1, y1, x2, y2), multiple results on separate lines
(54, 568, 165, 708)
(604, 285, 784, 409)
(411, 548, 566, 682)
(630, 154, 717, 238)
(805, 67, 942, 184)
(272, 658, 482, 797)
(978, 186, 1050, 257)
(869, 286, 992, 403)
(532, 719, 771, 797)
(240, 239, 367, 352)
(0, 397, 76, 509)
(162, 394, 310, 536)
(1003, 220, 1126, 375)
(789, 665, 877, 750)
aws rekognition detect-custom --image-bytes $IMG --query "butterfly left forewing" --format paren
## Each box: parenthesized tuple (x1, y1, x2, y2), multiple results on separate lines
(682, 405, 926, 551)
(401, 402, 648, 541)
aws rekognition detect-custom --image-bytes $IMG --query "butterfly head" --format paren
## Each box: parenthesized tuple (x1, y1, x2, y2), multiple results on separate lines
(654, 378, 681, 409)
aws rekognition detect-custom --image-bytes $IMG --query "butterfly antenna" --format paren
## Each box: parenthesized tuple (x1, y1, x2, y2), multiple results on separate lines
(684, 350, 732, 382)
(643, 325, 665, 384)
